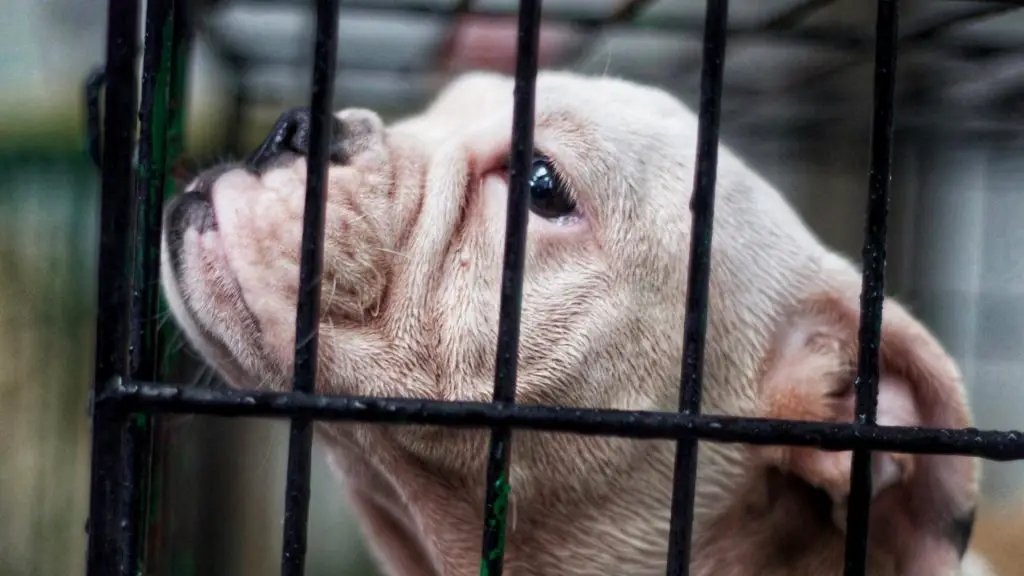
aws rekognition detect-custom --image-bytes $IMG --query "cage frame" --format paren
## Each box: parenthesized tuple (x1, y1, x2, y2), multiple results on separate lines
(83, 0, 1024, 575)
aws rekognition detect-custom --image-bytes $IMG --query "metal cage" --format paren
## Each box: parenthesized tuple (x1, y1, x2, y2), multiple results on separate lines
(83, 0, 1024, 575)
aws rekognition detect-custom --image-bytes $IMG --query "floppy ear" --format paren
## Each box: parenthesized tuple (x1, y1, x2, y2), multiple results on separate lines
(754, 290, 981, 576)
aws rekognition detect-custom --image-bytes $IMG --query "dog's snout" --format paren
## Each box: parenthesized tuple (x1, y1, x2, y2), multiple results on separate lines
(246, 107, 384, 174)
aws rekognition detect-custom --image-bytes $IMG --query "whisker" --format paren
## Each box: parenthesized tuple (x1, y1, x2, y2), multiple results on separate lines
(322, 275, 339, 317)
(189, 364, 212, 387)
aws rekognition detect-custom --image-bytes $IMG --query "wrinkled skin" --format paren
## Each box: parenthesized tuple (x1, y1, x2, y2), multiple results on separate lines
(161, 71, 987, 576)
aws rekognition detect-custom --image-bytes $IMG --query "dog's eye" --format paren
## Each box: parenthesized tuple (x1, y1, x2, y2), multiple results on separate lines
(528, 155, 577, 221)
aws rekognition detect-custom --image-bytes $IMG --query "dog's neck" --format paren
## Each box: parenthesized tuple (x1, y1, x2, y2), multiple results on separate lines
(319, 423, 695, 576)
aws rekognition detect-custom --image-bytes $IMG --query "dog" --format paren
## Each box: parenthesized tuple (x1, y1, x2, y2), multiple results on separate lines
(160, 71, 990, 575)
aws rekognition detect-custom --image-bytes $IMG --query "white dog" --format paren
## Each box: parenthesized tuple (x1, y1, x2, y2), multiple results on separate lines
(160, 71, 990, 575)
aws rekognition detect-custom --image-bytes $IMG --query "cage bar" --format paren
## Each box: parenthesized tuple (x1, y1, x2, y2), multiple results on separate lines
(664, 1, 729, 574)
(86, 0, 142, 574)
(147, 0, 193, 568)
(279, 0, 342, 574)
(98, 380, 1024, 462)
(479, 1, 543, 574)
(842, 1, 900, 574)
(119, 0, 180, 571)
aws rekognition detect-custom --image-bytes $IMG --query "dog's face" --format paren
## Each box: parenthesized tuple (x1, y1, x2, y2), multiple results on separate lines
(161, 71, 982, 575)
(162, 72, 692, 409)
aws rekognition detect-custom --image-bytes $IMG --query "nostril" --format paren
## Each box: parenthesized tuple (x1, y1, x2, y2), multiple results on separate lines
(246, 108, 303, 173)
(282, 109, 312, 156)
(246, 107, 352, 173)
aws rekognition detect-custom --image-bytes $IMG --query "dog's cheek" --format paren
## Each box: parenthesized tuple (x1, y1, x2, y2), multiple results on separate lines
(515, 273, 648, 409)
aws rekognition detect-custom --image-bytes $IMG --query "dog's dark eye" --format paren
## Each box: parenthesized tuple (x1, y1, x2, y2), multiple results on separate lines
(528, 155, 577, 221)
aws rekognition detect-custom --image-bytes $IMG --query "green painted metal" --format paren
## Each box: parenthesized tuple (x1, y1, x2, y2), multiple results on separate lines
(130, 0, 190, 573)
(480, 473, 511, 576)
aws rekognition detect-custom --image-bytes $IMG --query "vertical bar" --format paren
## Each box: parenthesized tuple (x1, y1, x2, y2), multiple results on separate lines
(134, 0, 173, 385)
(663, 1, 729, 575)
(150, 0, 193, 570)
(124, 0, 178, 571)
(479, 1, 542, 575)
(86, 0, 140, 574)
(280, 0, 340, 574)
(843, 0, 899, 574)
(157, 0, 191, 380)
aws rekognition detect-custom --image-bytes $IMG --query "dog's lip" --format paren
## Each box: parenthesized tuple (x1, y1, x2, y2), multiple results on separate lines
(162, 183, 269, 379)
(167, 163, 246, 238)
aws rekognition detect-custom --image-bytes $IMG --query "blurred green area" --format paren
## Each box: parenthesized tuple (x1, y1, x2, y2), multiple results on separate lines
(0, 152, 98, 576)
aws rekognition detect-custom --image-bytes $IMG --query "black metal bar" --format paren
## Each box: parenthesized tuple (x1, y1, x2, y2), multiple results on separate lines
(146, 0, 193, 569)
(280, 0, 341, 574)
(98, 380, 1024, 461)
(135, 0, 174, 383)
(664, 1, 729, 575)
(86, 0, 141, 573)
(479, 1, 542, 574)
(120, 0, 178, 571)
(842, 1, 899, 575)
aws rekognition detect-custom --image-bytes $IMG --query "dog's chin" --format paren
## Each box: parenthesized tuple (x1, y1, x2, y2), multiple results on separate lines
(160, 188, 275, 389)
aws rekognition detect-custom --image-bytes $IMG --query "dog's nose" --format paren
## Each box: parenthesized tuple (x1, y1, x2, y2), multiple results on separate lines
(246, 107, 383, 173)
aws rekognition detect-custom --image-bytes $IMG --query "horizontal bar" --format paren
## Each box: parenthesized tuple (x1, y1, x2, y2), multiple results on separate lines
(97, 379, 1024, 461)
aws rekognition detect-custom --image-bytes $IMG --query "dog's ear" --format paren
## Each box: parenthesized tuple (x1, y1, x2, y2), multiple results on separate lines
(754, 290, 980, 575)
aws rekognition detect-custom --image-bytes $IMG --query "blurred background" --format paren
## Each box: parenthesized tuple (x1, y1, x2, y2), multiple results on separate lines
(3, 0, 1024, 574)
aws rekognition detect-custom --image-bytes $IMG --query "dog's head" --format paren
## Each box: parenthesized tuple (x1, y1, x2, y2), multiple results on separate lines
(161, 71, 981, 575)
